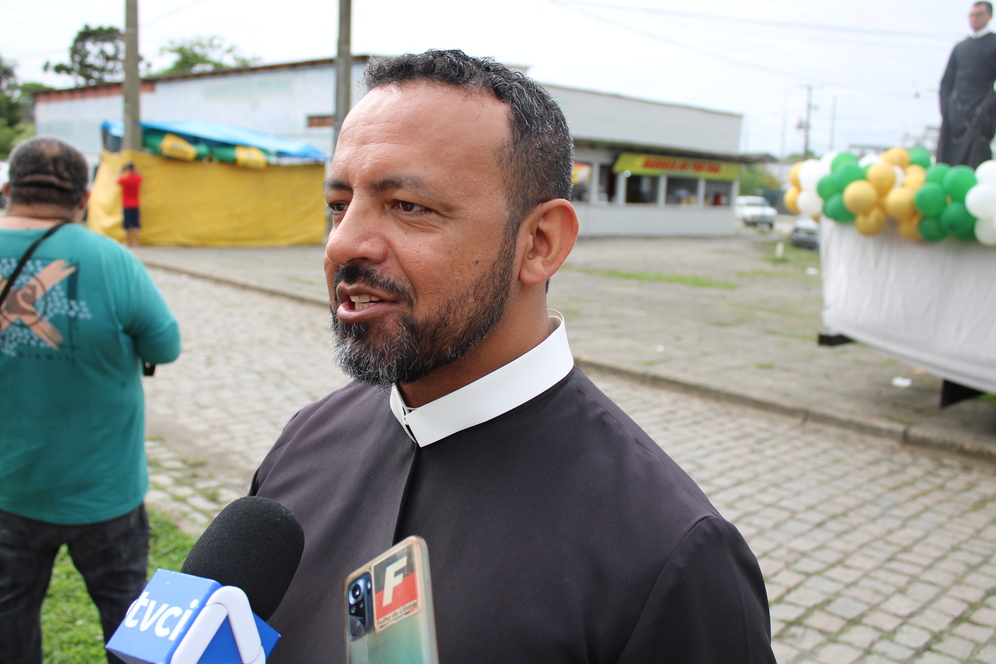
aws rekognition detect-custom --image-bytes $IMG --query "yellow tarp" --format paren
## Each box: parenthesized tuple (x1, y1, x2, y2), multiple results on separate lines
(88, 150, 327, 246)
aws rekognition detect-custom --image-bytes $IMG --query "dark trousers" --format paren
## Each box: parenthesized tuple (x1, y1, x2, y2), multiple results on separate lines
(0, 504, 149, 664)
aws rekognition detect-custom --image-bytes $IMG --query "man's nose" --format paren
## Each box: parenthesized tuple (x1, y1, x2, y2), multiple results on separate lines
(324, 200, 390, 268)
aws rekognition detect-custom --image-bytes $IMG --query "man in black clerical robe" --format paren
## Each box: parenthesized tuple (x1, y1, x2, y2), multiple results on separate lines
(938, 1, 996, 168)
(250, 49, 775, 664)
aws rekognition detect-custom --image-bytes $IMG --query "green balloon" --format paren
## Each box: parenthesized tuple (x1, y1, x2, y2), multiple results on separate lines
(908, 147, 932, 169)
(833, 163, 865, 191)
(919, 216, 947, 243)
(824, 193, 855, 223)
(940, 201, 976, 235)
(944, 165, 977, 202)
(914, 182, 948, 216)
(925, 163, 950, 185)
(953, 224, 977, 242)
(816, 174, 840, 201)
(831, 152, 858, 173)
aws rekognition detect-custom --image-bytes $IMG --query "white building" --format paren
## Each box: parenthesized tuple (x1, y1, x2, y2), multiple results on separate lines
(36, 56, 759, 237)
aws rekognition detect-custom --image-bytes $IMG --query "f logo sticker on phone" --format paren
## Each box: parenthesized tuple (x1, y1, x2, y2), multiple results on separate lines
(373, 544, 419, 630)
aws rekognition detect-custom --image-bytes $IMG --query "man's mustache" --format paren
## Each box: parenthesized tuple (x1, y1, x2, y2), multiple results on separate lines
(334, 264, 416, 308)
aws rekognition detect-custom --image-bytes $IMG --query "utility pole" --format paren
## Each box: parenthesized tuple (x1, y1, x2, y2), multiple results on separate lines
(799, 84, 815, 159)
(829, 95, 837, 153)
(123, 0, 141, 152)
(333, 0, 352, 156)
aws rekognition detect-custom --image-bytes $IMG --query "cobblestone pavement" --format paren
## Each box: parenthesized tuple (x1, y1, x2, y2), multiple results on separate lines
(143, 268, 996, 663)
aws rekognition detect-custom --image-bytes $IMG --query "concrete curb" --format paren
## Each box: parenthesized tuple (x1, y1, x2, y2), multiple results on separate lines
(143, 258, 996, 465)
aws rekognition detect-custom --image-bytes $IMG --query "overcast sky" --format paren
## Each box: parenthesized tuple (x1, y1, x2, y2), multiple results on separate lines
(4, 0, 971, 158)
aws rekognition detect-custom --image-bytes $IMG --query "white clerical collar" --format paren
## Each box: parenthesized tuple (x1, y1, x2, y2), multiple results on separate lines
(973, 26, 991, 38)
(389, 310, 574, 447)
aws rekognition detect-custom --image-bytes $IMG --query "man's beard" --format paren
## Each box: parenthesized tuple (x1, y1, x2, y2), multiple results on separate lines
(330, 228, 518, 388)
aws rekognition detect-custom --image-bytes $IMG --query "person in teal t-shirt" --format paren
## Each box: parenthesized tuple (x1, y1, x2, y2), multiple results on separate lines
(0, 136, 181, 664)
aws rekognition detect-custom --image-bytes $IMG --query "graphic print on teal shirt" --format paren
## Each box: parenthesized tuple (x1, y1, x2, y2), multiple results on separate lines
(0, 256, 91, 358)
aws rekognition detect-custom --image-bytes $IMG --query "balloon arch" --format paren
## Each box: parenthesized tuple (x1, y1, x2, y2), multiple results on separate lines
(784, 147, 996, 246)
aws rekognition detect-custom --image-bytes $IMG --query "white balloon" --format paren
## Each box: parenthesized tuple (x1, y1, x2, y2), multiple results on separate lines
(965, 183, 996, 219)
(976, 160, 996, 185)
(820, 152, 837, 169)
(892, 165, 905, 188)
(975, 216, 996, 246)
(859, 154, 881, 167)
(797, 189, 823, 217)
(798, 159, 824, 192)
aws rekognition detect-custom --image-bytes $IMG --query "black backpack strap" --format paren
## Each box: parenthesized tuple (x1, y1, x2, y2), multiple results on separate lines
(0, 222, 69, 309)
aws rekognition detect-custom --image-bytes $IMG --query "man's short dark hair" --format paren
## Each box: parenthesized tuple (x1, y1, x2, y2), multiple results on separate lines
(975, 1, 993, 14)
(363, 49, 574, 227)
(7, 135, 89, 210)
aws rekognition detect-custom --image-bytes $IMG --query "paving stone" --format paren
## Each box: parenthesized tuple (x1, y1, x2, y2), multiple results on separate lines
(836, 624, 879, 649)
(825, 596, 869, 620)
(871, 639, 915, 660)
(930, 634, 978, 660)
(813, 642, 862, 664)
(804, 610, 846, 634)
(892, 623, 931, 649)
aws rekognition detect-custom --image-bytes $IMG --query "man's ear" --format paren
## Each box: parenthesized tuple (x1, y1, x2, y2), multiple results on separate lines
(517, 199, 579, 286)
(1, 182, 9, 197)
(73, 189, 92, 223)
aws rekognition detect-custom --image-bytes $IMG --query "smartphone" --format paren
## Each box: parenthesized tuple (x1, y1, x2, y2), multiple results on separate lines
(344, 536, 440, 664)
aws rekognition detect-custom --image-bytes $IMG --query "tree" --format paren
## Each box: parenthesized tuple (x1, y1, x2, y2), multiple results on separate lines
(45, 25, 124, 86)
(0, 54, 35, 159)
(154, 36, 258, 76)
(739, 164, 780, 196)
(17, 82, 56, 124)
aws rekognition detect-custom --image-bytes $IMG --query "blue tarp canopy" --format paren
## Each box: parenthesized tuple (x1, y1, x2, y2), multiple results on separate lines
(102, 119, 327, 160)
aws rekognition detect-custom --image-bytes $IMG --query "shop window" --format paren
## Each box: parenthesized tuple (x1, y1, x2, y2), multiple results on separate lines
(625, 175, 659, 204)
(666, 177, 698, 205)
(704, 180, 733, 206)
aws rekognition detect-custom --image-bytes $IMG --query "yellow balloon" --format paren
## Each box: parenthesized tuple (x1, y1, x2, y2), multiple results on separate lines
(898, 218, 922, 241)
(883, 187, 916, 222)
(789, 161, 802, 189)
(903, 164, 926, 191)
(843, 180, 879, 215)
(881, 147, 911, 168)
(855, 207, 886, 237)
(866, 162, 897, 195)
(784, 186, 801, 214)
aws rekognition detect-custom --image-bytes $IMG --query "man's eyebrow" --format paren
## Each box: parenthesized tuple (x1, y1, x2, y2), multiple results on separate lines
(324, 179, 351, 194)
(324, 175, 437, 197)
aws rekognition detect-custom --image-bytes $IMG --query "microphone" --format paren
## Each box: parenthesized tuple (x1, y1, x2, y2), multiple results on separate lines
(107, 497, 305, 664)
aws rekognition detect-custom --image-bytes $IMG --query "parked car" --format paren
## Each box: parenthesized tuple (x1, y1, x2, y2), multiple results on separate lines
(789, 216, 820, 250)
(734, 195, 777, 229)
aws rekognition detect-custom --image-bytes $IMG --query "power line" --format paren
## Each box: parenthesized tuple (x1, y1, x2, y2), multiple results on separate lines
(556, 0, 958, 43)
(546, 0, 934, 99)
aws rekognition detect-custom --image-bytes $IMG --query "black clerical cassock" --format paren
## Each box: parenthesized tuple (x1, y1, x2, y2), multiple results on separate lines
(938, 31, 996, 168)
(250, 366, 774, 664)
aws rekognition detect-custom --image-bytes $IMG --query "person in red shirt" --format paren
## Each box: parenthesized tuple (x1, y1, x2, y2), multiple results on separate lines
(116, 163, 143, 247)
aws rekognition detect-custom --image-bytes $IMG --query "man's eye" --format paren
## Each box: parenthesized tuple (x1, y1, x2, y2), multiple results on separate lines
(328, 202, 348, 214)
(397, 201, 428, 213)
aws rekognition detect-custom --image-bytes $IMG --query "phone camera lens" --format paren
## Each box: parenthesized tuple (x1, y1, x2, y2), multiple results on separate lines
(349, 582, 362, 603)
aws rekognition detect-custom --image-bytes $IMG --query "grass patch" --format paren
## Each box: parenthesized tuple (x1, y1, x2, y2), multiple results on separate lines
(40, 509, 196, 663)
(575, 268, 735, 290)
(759, 240, 820, 268)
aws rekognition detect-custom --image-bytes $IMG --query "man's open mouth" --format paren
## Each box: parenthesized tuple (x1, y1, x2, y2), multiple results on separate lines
(351, 294, 381, 311)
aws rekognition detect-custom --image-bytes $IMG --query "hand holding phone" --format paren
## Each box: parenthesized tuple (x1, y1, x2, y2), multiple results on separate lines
(344, 536, 440, 664)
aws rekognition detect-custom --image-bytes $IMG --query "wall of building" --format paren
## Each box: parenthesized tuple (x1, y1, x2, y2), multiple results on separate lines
(35, 60, 368, 158)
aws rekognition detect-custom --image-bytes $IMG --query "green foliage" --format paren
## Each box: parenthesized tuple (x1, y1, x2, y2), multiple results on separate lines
(739, 164, 780, 196)
(40, 509, 196, 662)
(45, 25, 124, 86)
(155, 36, 259, 76)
